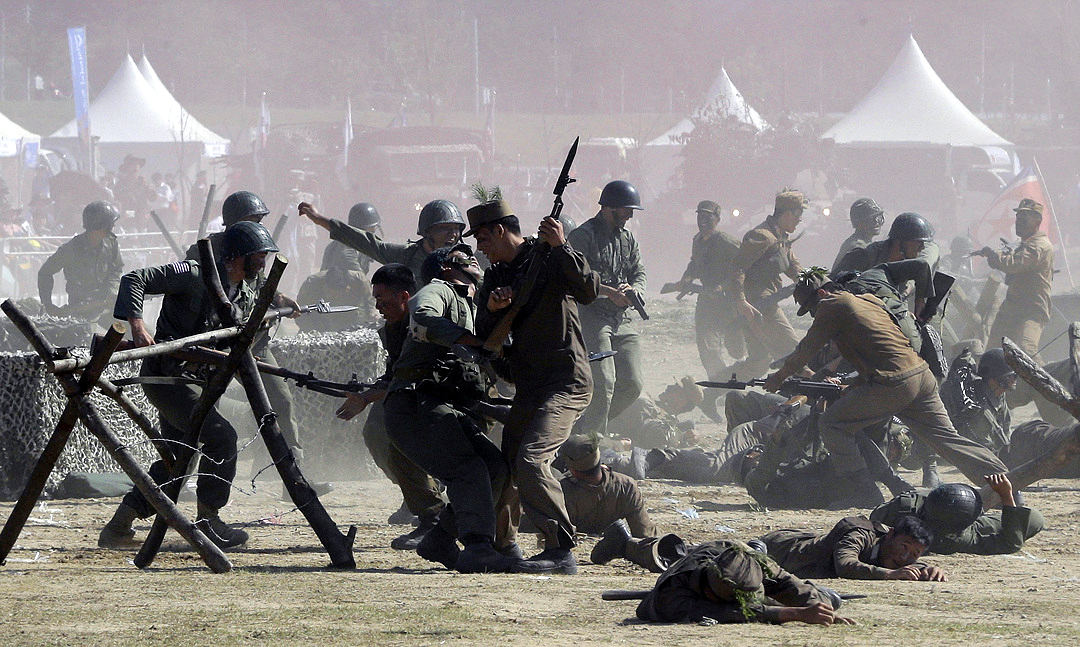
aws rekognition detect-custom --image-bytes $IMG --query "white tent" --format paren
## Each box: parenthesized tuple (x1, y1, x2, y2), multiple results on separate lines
(0, 110, 39, 158)
(647, 66, 767, 146)
(822, 35, 1011, 147)
(137, 55, 230, 157)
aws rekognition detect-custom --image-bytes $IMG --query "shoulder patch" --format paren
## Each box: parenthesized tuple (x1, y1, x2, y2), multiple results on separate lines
(169, 260, 192, 274)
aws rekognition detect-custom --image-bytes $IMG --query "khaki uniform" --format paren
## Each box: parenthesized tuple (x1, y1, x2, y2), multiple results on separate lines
(985, 231, 1054, 360)
(37, 231, 124, 321)
(567, 216, 646, 436)
(636, 540, 828, 624)
(725, 219, 802, 379)
(560, 466, 657, 537)
(762, 516, 920, 580)
(1000, 420, 1080, 478)
(608, 396, 683, 449)
(113, 259, 256, 517)
(476, 239, 600, 549)
(870, 491, 1043, 555)
(680, 229, 743, 379)
(773, 291, 1008, 485)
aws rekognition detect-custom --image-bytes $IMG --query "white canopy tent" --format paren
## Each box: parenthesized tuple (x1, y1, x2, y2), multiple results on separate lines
(137, 55, 230, 157)
(822, 35, 1011, 147)
(647, 66, 767, 146)
(0, 110, 39, 158)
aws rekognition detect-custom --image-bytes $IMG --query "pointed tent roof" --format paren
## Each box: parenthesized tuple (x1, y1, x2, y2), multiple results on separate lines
(822, 35, 1011, 147)
(0, 110, 39, 157)
(137, 55, 229, 155)
(647, 67, 766, 146)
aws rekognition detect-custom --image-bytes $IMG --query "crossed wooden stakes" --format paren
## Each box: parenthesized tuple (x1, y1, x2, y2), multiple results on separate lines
(0, 241, 355, 572)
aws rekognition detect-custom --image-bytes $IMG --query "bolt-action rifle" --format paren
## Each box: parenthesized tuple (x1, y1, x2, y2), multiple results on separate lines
(697, 374, 845, 402)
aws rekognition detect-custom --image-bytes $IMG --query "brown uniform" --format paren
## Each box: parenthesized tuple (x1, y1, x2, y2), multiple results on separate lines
(476, 238, 600, 549)
(725, 219, 802, 379)
(560, 466, 658, 537)
(762, 516, 917, 580)
(772, 291, 1008, 485)
(681, 228, 744, 379)
(985, 231, 1054, 360)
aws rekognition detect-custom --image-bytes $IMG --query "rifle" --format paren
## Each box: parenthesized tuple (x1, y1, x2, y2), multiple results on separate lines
(626, 289, 649, 320)
(477, 136, 578, 357)
(660, 281, 701, 300)
(697, 374, 844, 402)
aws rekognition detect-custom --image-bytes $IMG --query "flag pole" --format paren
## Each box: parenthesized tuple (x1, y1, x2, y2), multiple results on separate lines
(1034, 156, 1074, 288)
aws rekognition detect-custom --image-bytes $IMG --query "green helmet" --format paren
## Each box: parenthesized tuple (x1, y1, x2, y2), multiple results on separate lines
(82, 201, 120, 231)
(222, 221, 278, 261)
(417, 199, 465, 236)
(221, 191, 269, 226)
(348, 202, 381, 229)
(888, 212, 934, 242)
(598, 180, 643, 210)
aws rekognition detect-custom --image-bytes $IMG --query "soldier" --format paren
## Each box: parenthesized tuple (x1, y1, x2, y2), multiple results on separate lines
(724, 189, 806, 380)
(635, 540, 852, 625)
(98, 221, 280, 550)
(299, 199, 465, 283)
(764, 271, 1009, 506)
(184, 192, 323, 496)
(833, 211, 940, 275)
(334, 264, 445, 549)
(940, 348, 1015, 453)
(468, 198, 600, 574)
(607, 376, 703, 450)
(295, 202, 382, 331)
(673, 200, 743, 404)
(831, 197, 885, 273)
(758, 514, 946, 581)
(381, 243, 521, 573)
(971, 198, 1054, 362)
(567, 180, 647, 438)
(870, 476, 1043, 555)
(557, 435, 683, 573)
(37, 200, 124, 326)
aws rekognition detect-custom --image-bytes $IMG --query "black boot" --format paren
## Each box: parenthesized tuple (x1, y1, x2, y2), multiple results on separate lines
(98, 503, 140, 549)
(456, 538, 523, 573)
(590, 519, 631, 565)
(195, 502, 249, 549)
(416, 523, 460, 570)
(922, 458, 942, 489)
(391, 515, 437, 550)
(513, 546, 578, 575)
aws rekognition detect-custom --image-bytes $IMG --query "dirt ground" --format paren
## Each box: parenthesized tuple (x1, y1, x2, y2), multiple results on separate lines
(3, 298, 1080, 647)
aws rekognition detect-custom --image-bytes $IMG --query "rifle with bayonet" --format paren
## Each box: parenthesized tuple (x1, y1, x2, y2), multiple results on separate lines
(697, 374, 845, 402)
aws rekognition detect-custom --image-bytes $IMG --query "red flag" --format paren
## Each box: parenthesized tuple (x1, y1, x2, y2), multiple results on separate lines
(971, 164, 1056, 246)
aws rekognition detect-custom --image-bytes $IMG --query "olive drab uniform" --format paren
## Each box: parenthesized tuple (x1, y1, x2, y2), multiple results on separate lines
(830, 230, 875, 274)
(326, 218, 429, 282)
(839, 258, 936, 354)
(112, 258, 258, 518)
(724, 219, 802, 379)
(1000, 420, 1080, 478)
(984, 230, 1054, 361)
(37, 231, 124, 322)
(560, 466, 658, 537)
(940, 349, 1011, 452)
(383, 279, 510, 544)
(761, 516, 923, 580)
(680, 227, 743, 379)
(833, 239, 941, 276)
(870, 491, 1043, 555)
(293, 238, 374, 332)
(567, 215, 647, 437)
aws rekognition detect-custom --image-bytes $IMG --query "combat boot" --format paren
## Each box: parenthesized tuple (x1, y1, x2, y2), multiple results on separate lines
(498, 543, 525, 560)
(456, 539, 522, 573)
(922, 458, 942, 489)
(195, 502, 249, 549)
(416, 523, 460, 570)
(512, 547, 578, 575)
(390, 514, 437, 550)
(806, 580, 843, 610)
(590, 519, 631, 565)
(97, 503, 140, 549)
(387, 501, 418, 526)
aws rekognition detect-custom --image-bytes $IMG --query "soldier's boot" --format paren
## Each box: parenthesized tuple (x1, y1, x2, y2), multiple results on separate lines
(387, 501, 418, 526)
(827, 469, 885, 510)
(623, 534, 687, 573)
(498, 543, 525, 560)
(195, 502, 249, 550)
(922, 458, 943, 489)
(456, 537, 522, 574)
(512, 546, 578, 575)
(590, 519, 631, 565)
(97, 503, 140, 549)
(698, 393, 724, 424)
(391, 514, 437, 551)
(416, 523, 460, 570)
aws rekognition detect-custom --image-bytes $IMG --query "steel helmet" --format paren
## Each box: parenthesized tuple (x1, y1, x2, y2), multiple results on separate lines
(598, 180, 643, 210)
(849, 197, 884, 228)
(348, 202, 381, 229)
(977, 348, 1016, 381)
(221, 191, 270, 227)
(559, 214, 578, 236)
(887, 212, 935, 243)
(222, 221, 279, 261)
(923, 482, 983, 534)
(82, 201, 120, 231)
(416, 199, 465, 236)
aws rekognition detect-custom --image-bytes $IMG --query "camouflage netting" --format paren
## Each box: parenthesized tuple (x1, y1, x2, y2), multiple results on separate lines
(266, 328, 385, 480)
(0, 327, 384, 500)
(0, 348, 156, 501)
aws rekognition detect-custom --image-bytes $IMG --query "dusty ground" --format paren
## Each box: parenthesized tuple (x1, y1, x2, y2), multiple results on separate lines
(3, 298, 1080, 647)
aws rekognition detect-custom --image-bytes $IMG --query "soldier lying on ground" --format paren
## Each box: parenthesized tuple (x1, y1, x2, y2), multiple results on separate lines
(757, 514, 946, 581)
(602, 376, 704, 451)
(635, 540, 854, 625)
(870, 475, 1043, 555)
